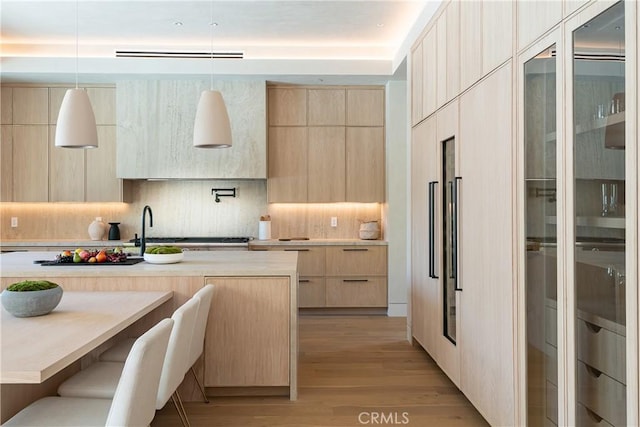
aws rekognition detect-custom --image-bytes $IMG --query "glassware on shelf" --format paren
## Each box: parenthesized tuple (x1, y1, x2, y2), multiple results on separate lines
(601, 182, 618, 217)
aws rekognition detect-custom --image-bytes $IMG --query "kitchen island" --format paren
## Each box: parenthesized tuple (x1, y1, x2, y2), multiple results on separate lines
(0, 250, 299, 401)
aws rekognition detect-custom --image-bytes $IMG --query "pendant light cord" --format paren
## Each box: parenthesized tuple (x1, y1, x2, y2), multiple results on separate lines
(75, 0, 79, 89)
(210, 0, 214, 90)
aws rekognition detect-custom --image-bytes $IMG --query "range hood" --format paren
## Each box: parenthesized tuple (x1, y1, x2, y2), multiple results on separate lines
(116, 80, 266, 179)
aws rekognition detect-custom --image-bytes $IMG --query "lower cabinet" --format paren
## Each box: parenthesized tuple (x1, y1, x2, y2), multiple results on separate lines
(325, 246, 387, 308)
(325, 277, 386, 307)
(203, 276, 290, 387)
(251, 243, 387, 308)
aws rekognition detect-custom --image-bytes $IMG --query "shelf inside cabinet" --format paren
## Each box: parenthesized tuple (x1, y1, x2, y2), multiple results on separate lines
(546, 216, 625, 229)
(544, 111, 625, 143)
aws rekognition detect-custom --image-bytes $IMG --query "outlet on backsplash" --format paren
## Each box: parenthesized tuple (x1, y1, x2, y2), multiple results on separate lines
(268, 203, 383, 239)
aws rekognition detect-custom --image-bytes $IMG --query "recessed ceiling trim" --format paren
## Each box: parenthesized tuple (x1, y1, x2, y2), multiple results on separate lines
(115, 50, 244, 59)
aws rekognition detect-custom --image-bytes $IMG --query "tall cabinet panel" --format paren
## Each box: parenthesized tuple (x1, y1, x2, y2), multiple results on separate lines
(411, 116, 439, 356)
(459, 62, 515, 427)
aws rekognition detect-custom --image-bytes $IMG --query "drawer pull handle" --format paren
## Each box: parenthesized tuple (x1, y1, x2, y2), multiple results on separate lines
(285, 249, 310, 252)
(252, 248, 269, 251)
(584, 407, 604, 423)
(585, 365, 603, 378)
(299, 279, 310, 283)
(343, 248, 368, 252)
(343, 279, 369, 283)
(585, 321, 602, 334)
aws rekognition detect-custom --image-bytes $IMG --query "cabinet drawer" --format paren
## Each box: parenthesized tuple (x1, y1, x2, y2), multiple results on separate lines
(252, 245, 325, 276)
(577, 318, 625, 384)
(577, 361, 626, 427)
(283, 246, 325, 276)
(326, 277, 387, 307)
(299, 277, 325, 308)
(326, 246, 387, 276)
(577, 403, 615, 427)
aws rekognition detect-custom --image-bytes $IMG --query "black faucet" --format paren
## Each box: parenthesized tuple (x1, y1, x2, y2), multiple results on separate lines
(140, 205, 153, 256)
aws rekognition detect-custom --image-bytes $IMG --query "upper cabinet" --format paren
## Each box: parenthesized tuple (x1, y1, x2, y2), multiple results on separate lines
(269, 87, 307, 126)
(481, 0, 513, 75)
(309, 89, 345, 125)
(459, 0, 482, 92)
(116, 80, 266, 179)
(0, 85, 128, 203)
(411, 41, 424, 126)
(267, 85, 385, 203)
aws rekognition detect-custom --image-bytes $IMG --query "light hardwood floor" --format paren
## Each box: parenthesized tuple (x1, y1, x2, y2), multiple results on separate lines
(152, 316, 489, 427)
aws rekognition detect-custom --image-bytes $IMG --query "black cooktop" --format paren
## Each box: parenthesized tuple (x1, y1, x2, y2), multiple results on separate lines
(129, 237, 252, 244)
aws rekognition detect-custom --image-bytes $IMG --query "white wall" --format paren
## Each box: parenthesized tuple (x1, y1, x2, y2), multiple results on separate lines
(385, 80, 409, 317)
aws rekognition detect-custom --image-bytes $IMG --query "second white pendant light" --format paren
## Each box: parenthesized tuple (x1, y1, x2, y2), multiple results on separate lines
(193, 1, 232, 148)
(194, 90, 232, 148)
(55, 0, 98, 149)
(55, 89, 98, 148)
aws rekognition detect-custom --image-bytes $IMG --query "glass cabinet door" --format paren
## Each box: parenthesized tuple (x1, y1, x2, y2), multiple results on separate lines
(572, 2, 626, 426)
(442, 137, 457, 343)
(524, 44, 558, 426)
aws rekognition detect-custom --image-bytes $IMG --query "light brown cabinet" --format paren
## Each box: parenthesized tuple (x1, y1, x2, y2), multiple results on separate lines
(309, 89, 345, 125)
(0, 85, 127, 203)
(203, 276, 290, 387)
(251, 244, 387, 309)
(325, 246, 387, 308)
(268, 87, 307, 126)
(12, 125, 48, 202)
(48, 126, 84, 202)
(288, 246, 326, 308)
(1, 125, 12, 201)
(12, 88, 48, 125)
(346, 127, 384, 202)
(308, 126, 345, 202)
(267, 85, 385, 203)
(346, 89, 384, 126)
(267, 127, 308, 203)
(1, 87, 12, 125)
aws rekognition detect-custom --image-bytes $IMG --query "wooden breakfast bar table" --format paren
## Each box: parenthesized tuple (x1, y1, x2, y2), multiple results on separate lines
(1, 250, 299, 408)
(0, 290, 173, 422)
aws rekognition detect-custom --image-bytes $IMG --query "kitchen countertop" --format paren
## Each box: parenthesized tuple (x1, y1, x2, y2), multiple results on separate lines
(1, 238, 388, 250)
(0, 250, 298, 278)
(249, 238, 387, 247)
(0, 239, 127, 249)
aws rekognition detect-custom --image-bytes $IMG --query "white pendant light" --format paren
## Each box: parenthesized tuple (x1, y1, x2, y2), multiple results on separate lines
(55, 89, 98, 148)
(193, 1, 232, 148)
(55, 0, 98, 149)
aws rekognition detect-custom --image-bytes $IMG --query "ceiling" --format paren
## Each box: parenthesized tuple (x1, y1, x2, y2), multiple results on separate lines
(1, 0, 441, 85)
